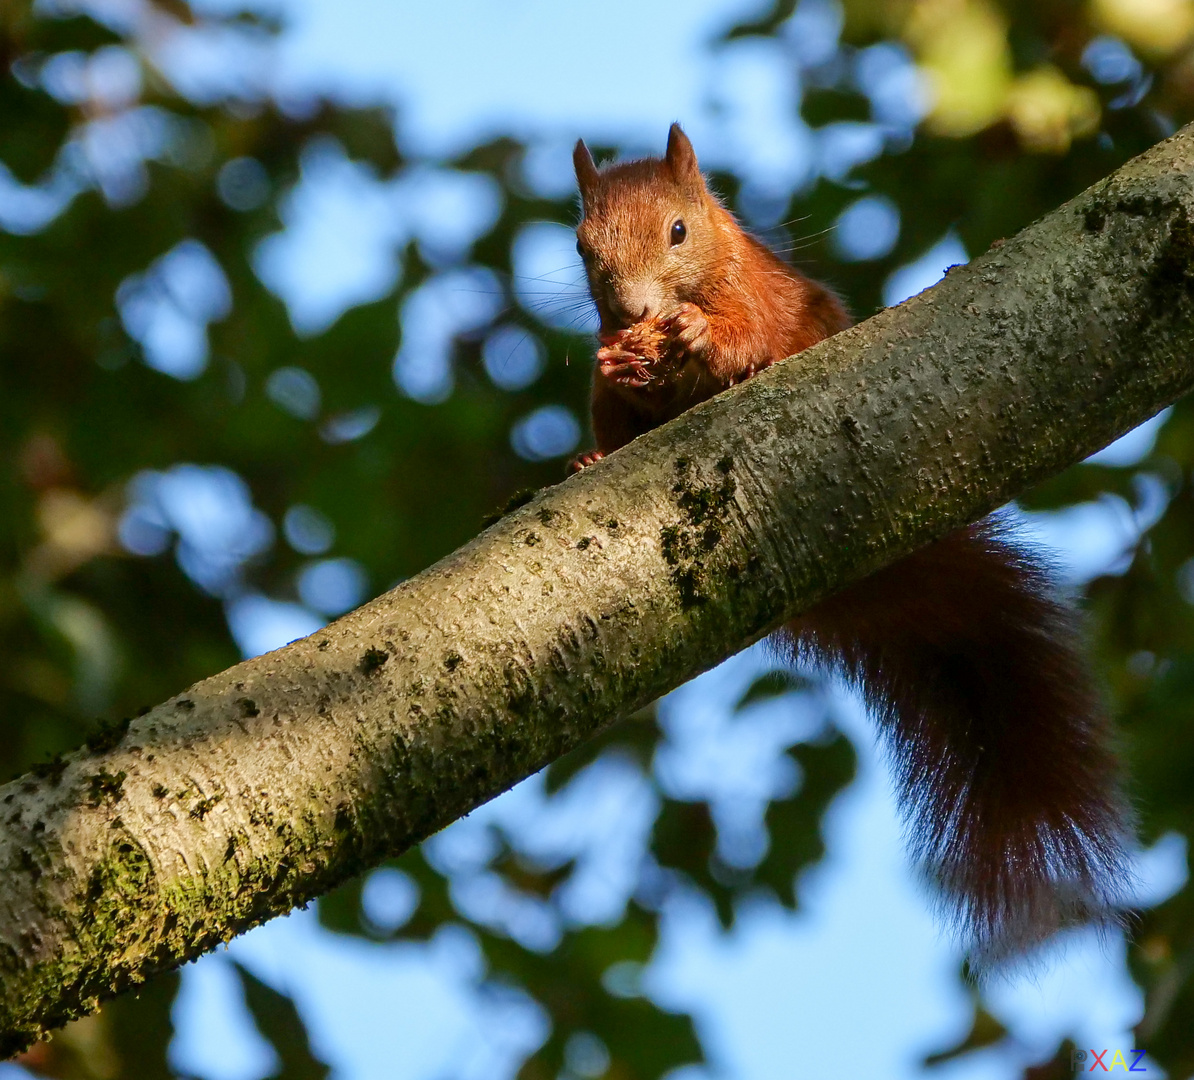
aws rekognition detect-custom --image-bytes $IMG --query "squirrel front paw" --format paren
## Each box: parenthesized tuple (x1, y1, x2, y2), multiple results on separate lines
(665, 302, 712, 358)
(596, 344, 656, 388)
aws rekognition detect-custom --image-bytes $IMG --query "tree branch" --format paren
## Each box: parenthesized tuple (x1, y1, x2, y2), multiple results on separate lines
(3, 125, 1194, 1054)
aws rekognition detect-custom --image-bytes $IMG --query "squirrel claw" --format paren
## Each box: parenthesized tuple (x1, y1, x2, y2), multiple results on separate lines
(596, 344, 638, 365)
(598, 354, 655, 387)
(570, 450, 605, 471)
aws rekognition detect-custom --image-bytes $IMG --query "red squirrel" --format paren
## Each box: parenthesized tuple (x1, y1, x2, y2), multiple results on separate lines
(571, 123, 1132, 962)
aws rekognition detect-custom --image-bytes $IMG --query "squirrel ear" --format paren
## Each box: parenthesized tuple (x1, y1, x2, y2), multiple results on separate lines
(573, 139, 599, 200)
(665, 123, 702, 189)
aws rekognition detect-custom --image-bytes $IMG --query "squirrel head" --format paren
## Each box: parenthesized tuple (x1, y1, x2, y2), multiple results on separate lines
(574, 123, 730, 333)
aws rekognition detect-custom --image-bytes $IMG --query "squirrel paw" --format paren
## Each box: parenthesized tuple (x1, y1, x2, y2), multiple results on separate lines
(597, 345, 656, 388)
(665, 302, 712, 358)
(570, 450, 605, 471)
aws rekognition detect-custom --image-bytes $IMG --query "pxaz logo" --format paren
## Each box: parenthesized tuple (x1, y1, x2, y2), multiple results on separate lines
(1072, 1049, 1149, 1072)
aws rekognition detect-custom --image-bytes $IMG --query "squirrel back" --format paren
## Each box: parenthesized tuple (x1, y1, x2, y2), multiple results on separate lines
(572, 124, 1133, 961)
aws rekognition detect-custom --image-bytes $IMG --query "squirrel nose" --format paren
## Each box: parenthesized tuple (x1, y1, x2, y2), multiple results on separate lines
(609, 282, 659, 325)
(603, 292, 644, 327)
(614, 302, 650, 324)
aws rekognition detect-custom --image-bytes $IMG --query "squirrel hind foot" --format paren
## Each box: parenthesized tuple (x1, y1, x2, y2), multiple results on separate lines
(570, 450, 605, 472)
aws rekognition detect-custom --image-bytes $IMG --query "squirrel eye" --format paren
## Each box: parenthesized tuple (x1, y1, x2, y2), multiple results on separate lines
(670, 219, 687, 246)
(575, 239, 586, 258)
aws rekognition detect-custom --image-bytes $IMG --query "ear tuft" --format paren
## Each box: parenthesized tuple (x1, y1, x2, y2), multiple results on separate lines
(665, 123, 702, 189)
(573, 139, 600, 200)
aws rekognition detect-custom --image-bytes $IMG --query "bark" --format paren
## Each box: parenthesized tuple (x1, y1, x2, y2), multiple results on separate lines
(3, 126, 1194, 1054)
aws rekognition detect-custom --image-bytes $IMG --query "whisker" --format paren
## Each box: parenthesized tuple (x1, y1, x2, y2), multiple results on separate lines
(520, 298, 596, 318)
(768, 213, 814, 230)
(772, 224, 839, 254)
(514, 289, 591, 298)
(510, 265, 588, 287)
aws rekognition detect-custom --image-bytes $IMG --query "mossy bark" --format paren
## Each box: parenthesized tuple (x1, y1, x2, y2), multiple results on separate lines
(3, 125, 1194, 1054)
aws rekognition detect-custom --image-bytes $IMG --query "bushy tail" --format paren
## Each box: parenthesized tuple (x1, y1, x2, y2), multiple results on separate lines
(779, 517, 1133, 962)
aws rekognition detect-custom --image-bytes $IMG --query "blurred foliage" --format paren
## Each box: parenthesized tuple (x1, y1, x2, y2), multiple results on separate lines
(232, 963, 330, 1080)
(3, 0, 1194, 1077)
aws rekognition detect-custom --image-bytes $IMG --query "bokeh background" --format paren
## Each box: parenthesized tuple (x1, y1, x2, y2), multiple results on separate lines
(4, 0, 1194, 1076)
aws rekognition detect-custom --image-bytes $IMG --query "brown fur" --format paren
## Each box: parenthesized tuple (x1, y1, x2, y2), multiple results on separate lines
(573, 124, 1132, 961)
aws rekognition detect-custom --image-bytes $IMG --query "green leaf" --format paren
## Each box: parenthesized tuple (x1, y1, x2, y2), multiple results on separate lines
(652, 797, 734, 926)
(717, 0, 797, 41)
(756, 732, 857, 908)
(733, 668, 813, 711)
(921, 1005, 1009, 1068)
(508, 918, 704, 1080)
(232, 961, 330, 1080)
(0, 79, 69, 184)
(802, 88, 874, 127)
(1017, 463, 1139, 511)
